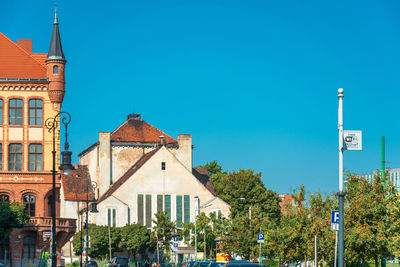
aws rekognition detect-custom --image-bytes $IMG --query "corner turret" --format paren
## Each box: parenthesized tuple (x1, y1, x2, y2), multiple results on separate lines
(46, 7, 66, 104)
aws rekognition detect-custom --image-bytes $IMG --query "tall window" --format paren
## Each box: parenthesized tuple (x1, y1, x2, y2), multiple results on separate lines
(8, 143, 22, 171)
(0, 194, 9, 203)
(22, 236, 35, 259)
(28, 144, 42, 171)
(53, 65, 58, 74)
(137, 194, 144, 225)
(157, 195, 163, 212)
(107, 208, 116, 227)
(9, 99, 23, 125)
(0, 99, 3, 125)
(28, 99, 43, 126)
(0, 143, 2, 171)
(184, 195, 190, 224)
(176, 195, 183, 227)
(165, 195, 171, 219)
(145, 194, 152, 227)
(23, 195, 35, 217)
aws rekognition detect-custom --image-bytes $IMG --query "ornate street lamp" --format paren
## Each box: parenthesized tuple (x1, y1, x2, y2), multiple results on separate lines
(45, 111, 74, 267)
(81, 181, 98, 267)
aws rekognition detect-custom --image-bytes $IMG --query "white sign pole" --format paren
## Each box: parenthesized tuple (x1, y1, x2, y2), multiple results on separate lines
(334, 230, 338, 267)
(338, 88, 345, 267)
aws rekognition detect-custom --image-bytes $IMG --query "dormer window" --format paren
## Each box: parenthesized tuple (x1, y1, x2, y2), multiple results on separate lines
(53, 65, 58, 74)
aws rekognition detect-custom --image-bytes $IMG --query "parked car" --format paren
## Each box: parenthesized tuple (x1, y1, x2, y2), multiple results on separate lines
(224, 261, 267, 267)
(208, 262, 226, 267)
(86, 260, 98, 267)
(109, 257, 129, 267)
(194, 261, 212, 267)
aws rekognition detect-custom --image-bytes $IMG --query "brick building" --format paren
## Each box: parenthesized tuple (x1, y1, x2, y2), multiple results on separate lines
(0, 11, 76, 265)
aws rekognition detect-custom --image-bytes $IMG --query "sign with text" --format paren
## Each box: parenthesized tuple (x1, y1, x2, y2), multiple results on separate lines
(344, 130, 362, 150)
(331, 211, 339, 224)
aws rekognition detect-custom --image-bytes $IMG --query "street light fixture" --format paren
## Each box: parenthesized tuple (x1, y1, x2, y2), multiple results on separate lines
(45, 111, 74, 267)
(239, 198, 263, 263)
(85, 181, 98, 266)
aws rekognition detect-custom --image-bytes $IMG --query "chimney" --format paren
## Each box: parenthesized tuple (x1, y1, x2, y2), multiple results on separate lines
(176, 134, 192, 172)
(99, 132, 111, 196)
(127, 113, 141, 120)
(17, 39, 32, 54)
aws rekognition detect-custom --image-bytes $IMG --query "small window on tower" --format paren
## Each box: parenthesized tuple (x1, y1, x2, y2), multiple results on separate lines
(161, 162, 166, 170)
(53, 65, 58, 74)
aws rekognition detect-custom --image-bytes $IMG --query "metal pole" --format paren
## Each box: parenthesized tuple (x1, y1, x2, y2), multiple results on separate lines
(51, 129, 57, 267)
(259, 203, 262, 264)
(194, 197, 199, 261)
(80, 212, 83, 267)
(382, 136, 385, 179)
(314, 236, 317, 267)
(334, 230, 338, 267)
(338, 88, 344, 267)
(85, 184, 89, 264)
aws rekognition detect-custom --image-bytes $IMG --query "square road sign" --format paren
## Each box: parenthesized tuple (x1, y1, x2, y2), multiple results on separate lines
(331, 211, 339, 224)
(257, 233, 264, 243)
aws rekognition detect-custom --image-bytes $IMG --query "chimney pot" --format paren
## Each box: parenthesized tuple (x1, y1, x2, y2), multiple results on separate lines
(127, 113, 141, 120)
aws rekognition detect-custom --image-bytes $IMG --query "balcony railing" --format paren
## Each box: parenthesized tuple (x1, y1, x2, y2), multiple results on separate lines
(26, 216, 76, 231)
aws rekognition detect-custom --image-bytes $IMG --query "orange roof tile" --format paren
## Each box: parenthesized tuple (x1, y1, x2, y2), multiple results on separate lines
(111, 114, 178, 144)
(61, 165, 95, 201)
(0, 32, 47, 78)
(31, 53, 47, 67)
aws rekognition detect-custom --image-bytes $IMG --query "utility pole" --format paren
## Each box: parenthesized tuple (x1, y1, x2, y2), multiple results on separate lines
(314, 235, 318, 267)
(338, 88, 345, 267)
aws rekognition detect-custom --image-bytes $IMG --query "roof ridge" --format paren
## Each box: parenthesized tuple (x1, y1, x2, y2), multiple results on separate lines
(0, 32, 47, 72)
(97, 147, 161, 203)
(139, 119, 177, 142)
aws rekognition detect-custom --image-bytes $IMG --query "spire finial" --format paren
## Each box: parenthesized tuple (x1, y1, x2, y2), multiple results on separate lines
(54, 3, 58, 24)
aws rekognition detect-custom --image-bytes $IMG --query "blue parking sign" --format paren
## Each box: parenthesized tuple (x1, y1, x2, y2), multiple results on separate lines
(257, 233, 264, 243)
(173, 237, 178, 242)
(331, 211, 339, 224)
(173, 243, 178, 248)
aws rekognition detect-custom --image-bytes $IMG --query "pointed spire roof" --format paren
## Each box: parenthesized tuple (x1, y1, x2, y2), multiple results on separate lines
(47, 7, 65, 61)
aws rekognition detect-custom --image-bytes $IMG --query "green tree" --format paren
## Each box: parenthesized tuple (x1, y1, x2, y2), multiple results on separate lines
(119, 224, 154, 258)
(215, 169, 281, 221)
(182, 212, 229, 259)
(152, 211, 177, 259)
(344, 172, 400, 267)
(0, 201, 29, 239)
(72, 224, 120, 259)
(200, 161, 227, 196)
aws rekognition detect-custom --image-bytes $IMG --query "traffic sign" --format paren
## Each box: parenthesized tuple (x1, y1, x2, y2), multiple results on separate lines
(257, 233, 264, 243)
(173, 243, 178, 248)
(331, 223, 339, 231)
(173, 237, 178, 242)
(331, 211, 339, 224)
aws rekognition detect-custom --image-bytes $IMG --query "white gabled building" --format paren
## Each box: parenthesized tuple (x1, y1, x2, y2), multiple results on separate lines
(78, 113, 230, 227)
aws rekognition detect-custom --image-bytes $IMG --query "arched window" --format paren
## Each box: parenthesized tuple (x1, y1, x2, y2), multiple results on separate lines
(0, 194, 9, 203)
(22, 236, 35, 259)
(0, 99, 3, 125)
(28, 144, 42, 171)
(8, 143, 22, 171)
(28, 99, 43, 126)
(53, 65, 58, 74)
(9, 99, 23, 125)
(23, 194, 35, 217)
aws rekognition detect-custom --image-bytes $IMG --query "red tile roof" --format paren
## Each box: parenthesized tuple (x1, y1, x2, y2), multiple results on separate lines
(111, 115, 177, 144)
(192, 167, 216, 196)
(0, 32, 47, 78)
(61, 165, 96, 201)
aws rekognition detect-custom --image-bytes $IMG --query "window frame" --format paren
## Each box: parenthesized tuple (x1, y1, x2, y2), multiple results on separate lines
(23, 194, 36, 217)
(8, 143, 22, 171)
(0, 194, 9, 203)
(8, 98, 23, 125)
(28, 99, 43, 126)
(28, 143, 43, 171)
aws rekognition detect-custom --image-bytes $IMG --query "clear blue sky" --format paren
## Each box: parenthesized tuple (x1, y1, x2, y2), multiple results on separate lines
(3, 0, 400, 194)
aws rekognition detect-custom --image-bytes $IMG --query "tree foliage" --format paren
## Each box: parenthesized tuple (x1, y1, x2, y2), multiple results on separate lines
(151, 211, 177, 258)
(0, 202, 29, 239)
(119, 224, 154, 257)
